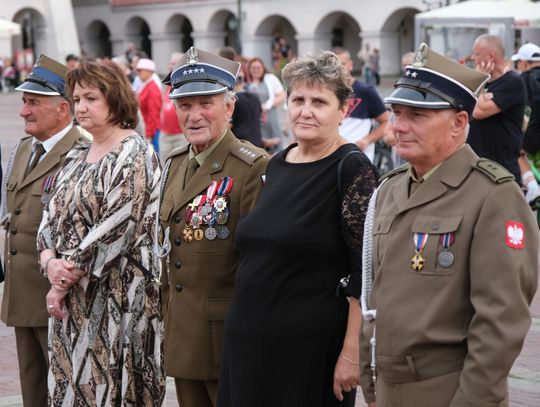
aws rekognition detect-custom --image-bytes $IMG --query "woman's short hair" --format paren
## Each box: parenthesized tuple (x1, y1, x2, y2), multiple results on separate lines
(247, 57, 269, 77)
(281, 51, 353, 108)
(66, 59, 139, 129)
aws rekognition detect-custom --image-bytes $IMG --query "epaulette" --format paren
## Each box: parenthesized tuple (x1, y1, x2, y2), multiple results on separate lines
(230, 142, 267, 165)
(379, 163, 410, 182)
(473, 158, 514, 184)
(167, 143, 190, 161)
(76, 127, 93, 143)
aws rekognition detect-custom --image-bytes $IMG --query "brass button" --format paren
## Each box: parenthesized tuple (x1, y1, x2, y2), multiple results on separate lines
(175, 284, 183, 292)
(175, 261, 181, 269)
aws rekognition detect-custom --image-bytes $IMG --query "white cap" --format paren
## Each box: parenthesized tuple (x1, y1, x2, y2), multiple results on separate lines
(511, 43, 540, 62)
(136, 58, 156, 72)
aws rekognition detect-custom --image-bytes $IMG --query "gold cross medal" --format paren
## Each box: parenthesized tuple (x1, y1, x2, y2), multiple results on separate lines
(182, 226, 194, 242)
(411, 232, 428, 271)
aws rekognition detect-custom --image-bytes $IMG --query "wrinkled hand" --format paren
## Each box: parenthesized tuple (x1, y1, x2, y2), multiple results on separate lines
(47, 258, 85, 291)
(475, 60, 494, 75)
(333, 354, 360, 401)
(46, 286, 68, 320)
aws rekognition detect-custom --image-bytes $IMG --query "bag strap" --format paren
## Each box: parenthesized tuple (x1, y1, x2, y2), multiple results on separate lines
(337, 149, 363, 196)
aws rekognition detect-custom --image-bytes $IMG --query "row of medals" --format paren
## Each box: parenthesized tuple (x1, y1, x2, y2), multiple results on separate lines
(183, 195, 230, 242)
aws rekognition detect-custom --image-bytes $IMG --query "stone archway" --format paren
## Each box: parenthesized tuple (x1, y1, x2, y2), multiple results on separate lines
(164, 14, 193, 53)
(251, 15, 297, 71)
(126, 16, 152, 58)
(315, 12, 362, 74)
(380, 8, 418, 75)
(208, 9, 239, 53)
(85, 20, 112, 58)
(12, 7, 46, 64)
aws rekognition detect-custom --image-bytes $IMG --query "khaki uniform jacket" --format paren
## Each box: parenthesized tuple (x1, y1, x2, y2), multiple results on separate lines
(160, 130, 268, 379)
(1, 127, 88, 327)
(361, 145, 538, 406)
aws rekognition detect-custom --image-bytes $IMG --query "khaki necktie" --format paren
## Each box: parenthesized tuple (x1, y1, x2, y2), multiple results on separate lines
(184, 157, 199, 187)
(25, 142, 46, 177)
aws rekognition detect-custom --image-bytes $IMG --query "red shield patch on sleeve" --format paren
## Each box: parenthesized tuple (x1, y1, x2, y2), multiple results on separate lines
(505, 221, 525, 249)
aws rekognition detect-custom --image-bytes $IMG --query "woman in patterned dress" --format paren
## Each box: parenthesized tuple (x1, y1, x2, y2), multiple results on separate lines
(37, 60, 165, 406)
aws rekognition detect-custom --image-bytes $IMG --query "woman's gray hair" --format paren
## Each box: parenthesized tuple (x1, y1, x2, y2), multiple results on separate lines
(281, 51, 353, 107)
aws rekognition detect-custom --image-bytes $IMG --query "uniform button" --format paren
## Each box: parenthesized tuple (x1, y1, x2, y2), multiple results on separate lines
(11, 229, 17, 235)
(174, 215, 182, 224)
(175, 261, 182, 269)
(175, 284, 183, 292)
(10, 249, 17, 255)
(14, 209, 21, 215)
(174, 238, 181, 246)
(431, 223, 440, 231)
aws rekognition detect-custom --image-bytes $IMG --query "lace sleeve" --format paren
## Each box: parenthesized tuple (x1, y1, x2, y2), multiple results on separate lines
(340, 152, 379, 298)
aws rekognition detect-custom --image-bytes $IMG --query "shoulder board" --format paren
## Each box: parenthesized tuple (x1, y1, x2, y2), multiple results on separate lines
(167, 143, 190, 161)
(230, 142, 267, 165)
(473, 159, 514, 184)
(379, 163, 410, 182)
(75, 127, 93, 143)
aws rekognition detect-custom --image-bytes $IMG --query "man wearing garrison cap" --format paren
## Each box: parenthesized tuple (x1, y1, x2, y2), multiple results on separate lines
(0, 55, 88, 406)
(159, 47, 268, 407)
(359, 43, 538, 407)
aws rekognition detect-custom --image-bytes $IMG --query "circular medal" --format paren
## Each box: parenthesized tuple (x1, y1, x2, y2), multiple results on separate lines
(216, 211, 228, 225)
(201, 204, 212, 217)
(191, 213, 202, 228)
(41, 194, 51, 205)
(214, 197, 227, 212)
(182, 227, 193, 243)
(216, 225, 230, 240)
(194, 228, 204, 241)
(437, 251, 454, 268)
(205, 227, 217, 240)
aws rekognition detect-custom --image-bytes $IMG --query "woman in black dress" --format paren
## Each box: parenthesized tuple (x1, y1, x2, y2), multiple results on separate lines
(218, 51, 379, 406)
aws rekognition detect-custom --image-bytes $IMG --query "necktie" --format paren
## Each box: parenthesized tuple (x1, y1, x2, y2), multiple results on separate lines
(25, 143, 46, 177)
(184, 157, 199, 187)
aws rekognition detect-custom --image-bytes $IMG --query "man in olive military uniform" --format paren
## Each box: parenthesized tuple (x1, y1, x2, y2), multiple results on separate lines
(0, 55, 88, 406)
(159, 47, 269, 407)
(359, 44, 539, 407)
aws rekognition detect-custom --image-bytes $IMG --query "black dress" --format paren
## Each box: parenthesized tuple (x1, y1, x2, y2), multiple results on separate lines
(218, 143, 378, 407)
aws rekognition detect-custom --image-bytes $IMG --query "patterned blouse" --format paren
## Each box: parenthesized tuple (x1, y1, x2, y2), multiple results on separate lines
(37, 134, 165, 406)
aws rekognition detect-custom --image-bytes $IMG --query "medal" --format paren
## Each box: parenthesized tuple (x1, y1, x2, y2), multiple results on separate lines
(437, 232, 455, 268)
(201, 204, 212, 216)
(182, 226, 194, 242)
(216, 211, 228, 225)
(191, 213, 202, 228)
(214, 196, 227, 212)
(216, 225, 230, 240)
(194, 228, 204, 241)
(205, 226, 217, 240)
(411, 232, 429, 271)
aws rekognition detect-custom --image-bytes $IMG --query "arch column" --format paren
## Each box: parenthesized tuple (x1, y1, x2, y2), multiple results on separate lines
(191, 30, 226, 54)
(360, 30, 401, 76)
(295, 33, 329, 58)
(149, 32, 184, 74)
(241, 34, 273, 67)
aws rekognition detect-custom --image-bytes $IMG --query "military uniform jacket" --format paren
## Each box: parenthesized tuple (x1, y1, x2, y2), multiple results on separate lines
(1, 127, 88, 327)
(160, 130, 268, 379)
(362, 145, 538, 406)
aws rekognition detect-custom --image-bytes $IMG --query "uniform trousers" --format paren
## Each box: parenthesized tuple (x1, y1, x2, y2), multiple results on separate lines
(15, 326, 48, 407)
(175, 378, 218, 407)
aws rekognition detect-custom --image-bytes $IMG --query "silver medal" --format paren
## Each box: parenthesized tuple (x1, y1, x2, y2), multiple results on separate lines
(216, 225, 230, 240)
(205, 227, 217, 240)
(437, 251, 454, 268)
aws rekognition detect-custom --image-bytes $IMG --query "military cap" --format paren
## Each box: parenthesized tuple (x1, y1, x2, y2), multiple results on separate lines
(15, 54, 68, 97)
(384, 43, 489, 117)
(163, 47, 240, 99)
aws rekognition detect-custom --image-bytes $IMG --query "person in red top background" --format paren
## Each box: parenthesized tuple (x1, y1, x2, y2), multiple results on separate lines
(136, 58, 162, 152)
(160, 52, 188, 162)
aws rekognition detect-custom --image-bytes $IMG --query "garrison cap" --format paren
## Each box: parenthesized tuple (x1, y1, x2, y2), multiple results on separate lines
(384, 43, 489, 117)
(163, 47, 240, 99)
(15, 54, 68, 97)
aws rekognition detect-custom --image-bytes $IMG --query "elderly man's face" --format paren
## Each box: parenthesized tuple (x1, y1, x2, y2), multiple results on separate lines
(19, 93, 67, 141)
(175, 93, 234, 151)
(391, 105, 466, 175)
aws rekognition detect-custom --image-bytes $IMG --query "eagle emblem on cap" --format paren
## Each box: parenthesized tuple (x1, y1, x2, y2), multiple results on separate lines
(412, 43, 429, 68)
(186, 47, 199, 65)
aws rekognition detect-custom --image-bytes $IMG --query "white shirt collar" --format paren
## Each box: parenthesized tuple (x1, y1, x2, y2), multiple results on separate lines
(33, 123, 73, 156)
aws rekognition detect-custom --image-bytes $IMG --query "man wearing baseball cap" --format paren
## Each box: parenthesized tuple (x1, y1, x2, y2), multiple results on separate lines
(359, 43, 538, 407)
(159, 47, 268, 407)
(0, 55, 88, 406)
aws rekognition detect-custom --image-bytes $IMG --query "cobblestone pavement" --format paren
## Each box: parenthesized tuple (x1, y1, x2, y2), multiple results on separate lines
(0, 86, 538, 406)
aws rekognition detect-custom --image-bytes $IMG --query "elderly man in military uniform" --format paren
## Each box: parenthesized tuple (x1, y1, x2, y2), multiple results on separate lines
(159, 47, 269, 407)
(359, 44, 539, 407)
(0, 55, 88, 406)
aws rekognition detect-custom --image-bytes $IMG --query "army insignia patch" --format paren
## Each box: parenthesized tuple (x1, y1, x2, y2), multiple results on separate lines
(505, 221, 524, 249)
